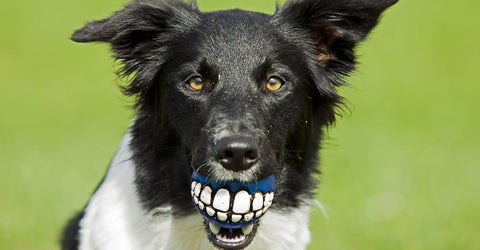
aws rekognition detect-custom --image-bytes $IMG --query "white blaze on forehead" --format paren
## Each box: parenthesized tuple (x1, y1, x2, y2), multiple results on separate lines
(232, 190, 251, 214)
(252, 192, 263, 211)
(200, 186, 212, 205)
(212, 188, 230, 212)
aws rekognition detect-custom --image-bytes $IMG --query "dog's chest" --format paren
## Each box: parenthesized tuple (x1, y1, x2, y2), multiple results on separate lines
(77, 132, 311, 250)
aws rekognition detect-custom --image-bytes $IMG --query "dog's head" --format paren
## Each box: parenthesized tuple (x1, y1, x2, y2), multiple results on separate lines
(72, 0, 396, 248)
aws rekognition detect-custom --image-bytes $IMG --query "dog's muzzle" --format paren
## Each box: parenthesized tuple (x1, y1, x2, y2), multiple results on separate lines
(191, 172, 275, 249)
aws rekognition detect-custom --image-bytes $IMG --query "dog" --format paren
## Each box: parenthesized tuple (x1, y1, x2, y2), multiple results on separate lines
(62, 0, 397, 249)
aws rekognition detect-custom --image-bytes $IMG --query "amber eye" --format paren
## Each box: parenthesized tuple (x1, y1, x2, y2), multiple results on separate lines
(266, 76, 283, 92)
(188, 77, 204, 91)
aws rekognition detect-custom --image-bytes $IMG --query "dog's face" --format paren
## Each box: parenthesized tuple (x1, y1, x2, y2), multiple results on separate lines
(161, 11, 313, 183)
(72, 0, 396, 248)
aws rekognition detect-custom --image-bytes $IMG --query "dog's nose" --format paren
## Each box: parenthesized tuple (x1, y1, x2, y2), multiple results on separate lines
(215, 136, 259, 172)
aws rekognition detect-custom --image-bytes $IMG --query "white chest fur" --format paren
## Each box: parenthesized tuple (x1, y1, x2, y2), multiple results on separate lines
(78, 132, 312, 250)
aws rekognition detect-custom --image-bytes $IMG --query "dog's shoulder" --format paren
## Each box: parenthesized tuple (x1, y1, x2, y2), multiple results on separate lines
(74, 131, 166, 249)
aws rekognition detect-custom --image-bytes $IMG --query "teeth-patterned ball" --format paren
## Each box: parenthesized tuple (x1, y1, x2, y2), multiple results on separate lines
(192, 184, 275, 224)
(190, 173, 275, 227)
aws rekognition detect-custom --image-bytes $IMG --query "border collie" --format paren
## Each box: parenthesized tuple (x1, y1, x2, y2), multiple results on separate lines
(62, 0, 397, 249)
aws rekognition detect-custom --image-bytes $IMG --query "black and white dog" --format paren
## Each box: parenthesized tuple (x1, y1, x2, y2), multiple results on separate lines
(62, 0, 396, 249)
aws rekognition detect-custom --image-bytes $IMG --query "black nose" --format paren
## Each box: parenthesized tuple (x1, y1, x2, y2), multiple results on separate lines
(215, 136, 259, 172)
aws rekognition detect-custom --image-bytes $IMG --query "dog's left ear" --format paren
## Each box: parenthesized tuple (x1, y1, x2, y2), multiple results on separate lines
(273, 0, 397, 75)
(272, 0, 397, 124)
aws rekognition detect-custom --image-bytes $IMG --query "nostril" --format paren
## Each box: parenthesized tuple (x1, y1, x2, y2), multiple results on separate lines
(245, 150, 258, 161)
(223, 150, 233, 159)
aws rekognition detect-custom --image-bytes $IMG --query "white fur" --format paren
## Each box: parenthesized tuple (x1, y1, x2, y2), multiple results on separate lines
(212, 162, 262, 183)
(78, 131, 312, 250)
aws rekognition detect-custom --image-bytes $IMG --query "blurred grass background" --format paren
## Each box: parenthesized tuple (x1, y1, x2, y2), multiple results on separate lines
(1, 0, 479, 249)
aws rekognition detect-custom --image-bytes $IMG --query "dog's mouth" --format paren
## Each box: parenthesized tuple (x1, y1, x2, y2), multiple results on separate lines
(191, 173, 275, 249)
(205, 220, 258, 249)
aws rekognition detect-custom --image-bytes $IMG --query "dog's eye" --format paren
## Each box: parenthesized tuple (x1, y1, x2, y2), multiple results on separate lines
(266, 77, 284, 92)
(188, 77, 204, 91)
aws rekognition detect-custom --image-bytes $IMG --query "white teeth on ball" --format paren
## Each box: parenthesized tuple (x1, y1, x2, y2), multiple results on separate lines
(206, 206, 215, 217)
(213, 189, 230, 212)
(264, 192, 273, 208)
(252, 192, 263, 211)
(209, 222, 221, 234)
(241, 224, 254, 235)
(232, 190, 251, 214)
(244, 212, 254, 222)
(263, 206, 269, 213)
(191, 180, 275, 223)
(217, 212, 228, 221)
(216, 234, 246, 243)
(231, 214, 242, 223)
(200, 186, 212, 205)
(194, 183, 202, 197)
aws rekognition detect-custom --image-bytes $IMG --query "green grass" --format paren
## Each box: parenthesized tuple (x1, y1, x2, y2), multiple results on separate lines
(1, 0, 479, 249)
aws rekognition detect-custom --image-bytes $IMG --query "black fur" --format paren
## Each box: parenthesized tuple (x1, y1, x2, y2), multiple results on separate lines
(61, 211, 84, 250)
(63, 0, 396, 248)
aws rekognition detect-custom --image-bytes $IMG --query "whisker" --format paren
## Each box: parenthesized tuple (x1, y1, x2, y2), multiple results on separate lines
(192, 160, 215, 174)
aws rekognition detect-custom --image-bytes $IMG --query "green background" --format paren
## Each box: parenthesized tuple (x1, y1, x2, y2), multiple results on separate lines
(1, 0, 479, 249)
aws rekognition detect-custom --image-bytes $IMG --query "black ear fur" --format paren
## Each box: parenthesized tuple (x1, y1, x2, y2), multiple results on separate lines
(273, 0, 397, 75)
(72, 0, 199, 99)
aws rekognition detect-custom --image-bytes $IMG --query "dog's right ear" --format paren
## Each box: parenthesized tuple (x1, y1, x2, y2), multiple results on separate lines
(71, 0, 199, 97)
(71, 0, 199, 56)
